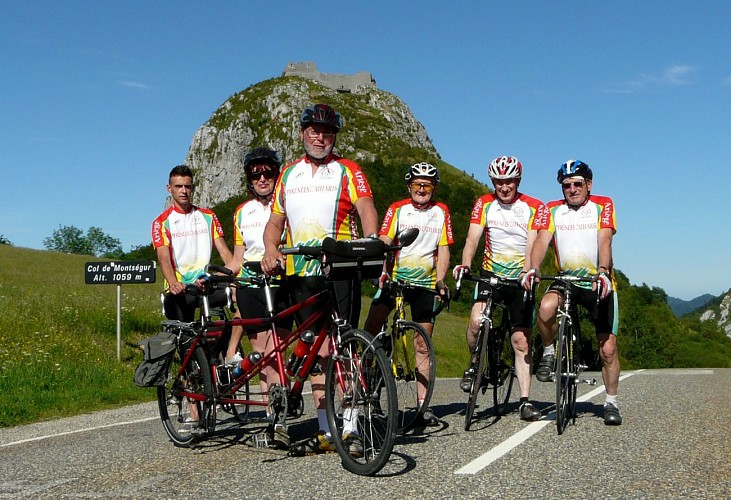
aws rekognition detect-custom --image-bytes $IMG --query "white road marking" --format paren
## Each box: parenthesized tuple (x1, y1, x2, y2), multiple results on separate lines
(454, 370, 642, 475)
(1, 387, 314, 449)
(0, 416, 159, 449)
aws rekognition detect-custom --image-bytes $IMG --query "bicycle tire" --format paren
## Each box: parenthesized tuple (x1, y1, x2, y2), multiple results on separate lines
(157, 344, 213, 446)
(568, 320, 581, 425)
(465, 323, 490, 431)
(555, 315, 575, 435)
(491, 327, 514, 416)
(389, 321, 435, 433)
(326, 329, 397, 476)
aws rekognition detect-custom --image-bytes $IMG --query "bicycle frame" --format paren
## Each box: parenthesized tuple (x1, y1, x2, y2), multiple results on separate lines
(170, 278, 348, 415)
(541, 274, 598, 434)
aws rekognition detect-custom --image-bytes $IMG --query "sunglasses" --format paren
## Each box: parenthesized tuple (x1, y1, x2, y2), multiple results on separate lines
(410, 182, 434, 193)
(561, 180, 586, 189)
(249, 170, 277, 181)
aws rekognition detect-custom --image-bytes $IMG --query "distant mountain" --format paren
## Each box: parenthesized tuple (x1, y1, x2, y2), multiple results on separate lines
(668, 294, 714, 316)
(184, 73, 445, 208)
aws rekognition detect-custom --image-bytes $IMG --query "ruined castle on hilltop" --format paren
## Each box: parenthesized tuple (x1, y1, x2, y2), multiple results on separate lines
(282, 61, 376, 94)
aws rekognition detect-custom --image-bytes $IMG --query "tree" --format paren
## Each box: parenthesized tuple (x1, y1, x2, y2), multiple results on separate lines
(43, 225, 122, 258)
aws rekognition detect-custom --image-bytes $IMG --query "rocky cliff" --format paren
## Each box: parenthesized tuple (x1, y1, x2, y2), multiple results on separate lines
(699, 292, 731, 338)
(184, 76, 438, 208)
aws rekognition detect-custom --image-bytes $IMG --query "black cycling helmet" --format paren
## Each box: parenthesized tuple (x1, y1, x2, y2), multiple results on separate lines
(557, 159, 593, 183)
(244, 147, 281, 175)
(300, 103, 341, 131)
(243, 147, 280, 201)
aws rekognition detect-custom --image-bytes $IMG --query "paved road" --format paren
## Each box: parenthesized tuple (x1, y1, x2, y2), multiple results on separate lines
(1, 368, 729, 498)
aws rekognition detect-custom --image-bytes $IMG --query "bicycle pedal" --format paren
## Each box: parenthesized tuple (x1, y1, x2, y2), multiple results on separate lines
(254, 433, 270, 448)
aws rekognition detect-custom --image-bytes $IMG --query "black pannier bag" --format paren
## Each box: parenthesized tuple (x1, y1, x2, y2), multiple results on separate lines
(134, 331, 177, 387)
(320, 237, 385, 281)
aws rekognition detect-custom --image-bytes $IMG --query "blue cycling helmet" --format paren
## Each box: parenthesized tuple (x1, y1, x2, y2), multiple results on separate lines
(300, 104, 341, 131)
(557, 160, 593, 183)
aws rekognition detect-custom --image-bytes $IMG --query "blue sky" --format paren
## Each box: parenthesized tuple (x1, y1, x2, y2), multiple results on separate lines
(2, 1, 729, 301)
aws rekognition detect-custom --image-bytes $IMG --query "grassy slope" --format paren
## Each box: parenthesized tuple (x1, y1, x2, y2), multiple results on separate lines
(0, 246, 471, 427)
(0, 245, 162, 427)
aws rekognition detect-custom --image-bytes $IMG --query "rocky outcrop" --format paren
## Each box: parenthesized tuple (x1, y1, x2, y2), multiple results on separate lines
(699, 293, 731, 338)
(184, 76, 438, 208)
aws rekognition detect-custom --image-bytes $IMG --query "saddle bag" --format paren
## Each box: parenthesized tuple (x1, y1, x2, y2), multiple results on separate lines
(133, 331, 177, 387)
(320, 237, 385, 281)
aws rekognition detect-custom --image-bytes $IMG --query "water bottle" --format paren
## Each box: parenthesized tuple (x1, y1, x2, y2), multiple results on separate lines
(233, 351, 262, 378)
(286, 330, 315, 376)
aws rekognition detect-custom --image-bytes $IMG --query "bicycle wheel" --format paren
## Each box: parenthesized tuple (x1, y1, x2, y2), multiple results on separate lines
(157, 344, 213, 446)
(326, 329, 397, 476)
(491, 327, 514, 416)
(390, 321, 435, 433)
(567, 321, 581, 424)
(465, 324, 490, 431)
(555, 316, 575, 435)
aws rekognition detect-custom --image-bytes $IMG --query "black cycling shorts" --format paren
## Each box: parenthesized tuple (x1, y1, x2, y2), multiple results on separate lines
(287, 276, 362, 330)
(163, 287, 229, 322)
(546, 281, 618, 335)
(236, 285, 293, 334)
(474, 271, 534, 330)
(372, 286, 438, 324)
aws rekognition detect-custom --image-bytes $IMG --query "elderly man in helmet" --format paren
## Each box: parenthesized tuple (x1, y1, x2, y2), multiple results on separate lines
(522, 160, 622, 425)
(262, 104, 379, 455)
(364, 161, 454, 428)
(453, 156, 545, 422)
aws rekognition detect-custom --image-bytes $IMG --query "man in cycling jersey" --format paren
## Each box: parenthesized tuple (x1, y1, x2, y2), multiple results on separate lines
(453, 156, 544, 422)
(152, 165, 232, 322)
(261, 104, 379, 455)
(522, 160, 622, 425)
(222, 147, 292, 449)
(364, 162, 454, 427)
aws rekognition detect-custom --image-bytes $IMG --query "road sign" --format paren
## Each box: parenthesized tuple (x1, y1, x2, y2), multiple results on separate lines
(85, 260, 156, 285)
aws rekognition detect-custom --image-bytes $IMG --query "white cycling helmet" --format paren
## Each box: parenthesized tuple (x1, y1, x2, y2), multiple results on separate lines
(405, 162, 440, 185)
(488, 156, 523, 180)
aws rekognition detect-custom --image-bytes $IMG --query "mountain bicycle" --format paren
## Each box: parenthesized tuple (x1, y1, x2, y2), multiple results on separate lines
(150, 234, 410, 476)
(455, 270, 520, 431)
(540, 274, 599, 435)
(375, 280, 447, 433)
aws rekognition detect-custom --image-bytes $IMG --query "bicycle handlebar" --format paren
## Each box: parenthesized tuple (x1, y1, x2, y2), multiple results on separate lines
(540, 274, 603, 309)
(454, 269, 522, 301)
(385, 279, 450, 315)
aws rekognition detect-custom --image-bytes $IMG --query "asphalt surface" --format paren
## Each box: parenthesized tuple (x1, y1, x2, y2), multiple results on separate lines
(1, 368, 729, 499)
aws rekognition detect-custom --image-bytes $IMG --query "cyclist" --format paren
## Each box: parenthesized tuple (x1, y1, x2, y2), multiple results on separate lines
(261, 104, 379, 454)
(152, 165, 232, 427)
(453, 156, 544, 421)
(222, 147, 292, 448)
(522, 160, 622, 425)
(364, 162, 454, 427)
(152, 165, 232, 322)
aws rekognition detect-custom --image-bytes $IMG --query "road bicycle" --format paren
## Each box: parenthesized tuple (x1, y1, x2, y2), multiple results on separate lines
(374, 279, 447, 433)
(540, 274, 599, 435)
(455, 271, 519, 431)
(151, 235, 409, 476)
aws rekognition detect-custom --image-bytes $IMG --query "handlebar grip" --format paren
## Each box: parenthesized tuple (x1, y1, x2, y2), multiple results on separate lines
(281, 246, 322, 256)
(206, 264, 233, 276)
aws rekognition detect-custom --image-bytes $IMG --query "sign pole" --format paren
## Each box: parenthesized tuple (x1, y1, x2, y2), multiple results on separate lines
(84, 260, 156, 362)
(117, 285, 122, 361)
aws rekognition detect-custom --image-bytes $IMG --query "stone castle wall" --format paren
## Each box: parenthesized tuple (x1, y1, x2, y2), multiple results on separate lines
(282, 61, 376, 94)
